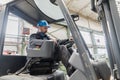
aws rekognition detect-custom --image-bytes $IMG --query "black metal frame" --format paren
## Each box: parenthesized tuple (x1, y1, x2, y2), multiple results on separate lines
(57, 0, 97, 80)
(0, 5, 9, 55)
(91, 0, 120, 79)
(0, 3, 27, 76)
(0, 0, 68, 76)
(1, 0, 118, 78)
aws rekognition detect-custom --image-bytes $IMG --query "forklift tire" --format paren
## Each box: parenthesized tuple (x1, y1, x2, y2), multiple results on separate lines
(92, 61, 111, 80)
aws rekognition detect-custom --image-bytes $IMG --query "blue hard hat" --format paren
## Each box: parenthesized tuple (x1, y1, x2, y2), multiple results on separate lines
(37, 20, 50, 28)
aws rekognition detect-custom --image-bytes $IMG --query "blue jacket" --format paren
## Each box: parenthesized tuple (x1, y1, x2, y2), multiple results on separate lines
(30, 32, 50, 40)
(36, 32, 50, 40)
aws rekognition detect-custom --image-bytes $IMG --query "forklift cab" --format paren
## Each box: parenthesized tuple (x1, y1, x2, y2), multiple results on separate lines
(0, 0, 64, 76)
(0, 0, 117, 80)
(0, 0, 66, 80)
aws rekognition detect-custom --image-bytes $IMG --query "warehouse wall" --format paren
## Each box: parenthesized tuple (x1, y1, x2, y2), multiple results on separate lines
(76, 16, 102, 32)
(2, 12, 108, 60)
(48, 24, 68, 39)
(75, 16, 107, 60)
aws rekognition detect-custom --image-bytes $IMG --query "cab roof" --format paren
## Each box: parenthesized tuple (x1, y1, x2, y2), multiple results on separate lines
(7, 0, 55, 26)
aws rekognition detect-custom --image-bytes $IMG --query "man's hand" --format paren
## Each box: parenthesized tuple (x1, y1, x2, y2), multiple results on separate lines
(51, 38, 57, 43)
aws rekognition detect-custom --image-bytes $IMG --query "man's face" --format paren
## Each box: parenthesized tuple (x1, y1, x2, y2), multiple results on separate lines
(39, 27, 48, 33)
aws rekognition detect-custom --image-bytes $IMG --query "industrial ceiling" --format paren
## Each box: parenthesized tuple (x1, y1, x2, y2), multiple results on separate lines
(64, 0, 98, 21)
(2, 0, 120, 22)
(1, 0, 98, 22)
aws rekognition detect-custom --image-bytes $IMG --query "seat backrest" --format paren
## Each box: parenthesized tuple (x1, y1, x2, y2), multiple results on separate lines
(27, 39, 55, 58)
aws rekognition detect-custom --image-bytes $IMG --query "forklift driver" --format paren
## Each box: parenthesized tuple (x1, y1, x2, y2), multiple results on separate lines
(31, 20, 50, 40)
(30, 20, 75, 76)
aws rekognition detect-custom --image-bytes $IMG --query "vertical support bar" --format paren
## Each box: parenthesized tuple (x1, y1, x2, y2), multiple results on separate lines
(17, 18, 21, 54)
(0, 5, 9, 55)
(90, 31, 97, 55)
(87, 19, 97, 55)
(66, 27, 70, 38)
(57, 0, 97, 80)
(109, 0, 120, 50)
(103, 2, 120, 77)
(100, 12, 115, 75)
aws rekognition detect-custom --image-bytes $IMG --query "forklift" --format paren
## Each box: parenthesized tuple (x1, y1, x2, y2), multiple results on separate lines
(0, 0, 119, 80)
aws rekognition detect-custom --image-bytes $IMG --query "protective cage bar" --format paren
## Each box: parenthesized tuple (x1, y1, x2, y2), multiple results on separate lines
(94, 0, 120, 79)
(57, 0, 97, 80)
(0, 5, 9, 55)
